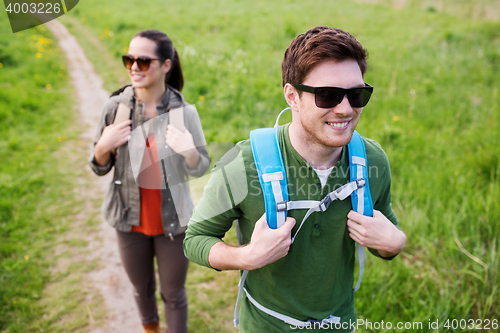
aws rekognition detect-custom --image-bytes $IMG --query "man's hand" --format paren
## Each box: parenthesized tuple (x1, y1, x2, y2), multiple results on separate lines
(243, 214, 296, 270)
(347, 210, 406, 258)
(208, 213, 296, 271)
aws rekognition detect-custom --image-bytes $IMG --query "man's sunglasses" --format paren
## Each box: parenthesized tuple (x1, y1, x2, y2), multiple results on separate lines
(122, 55, 164, 71)
(292, 83, 373, 108)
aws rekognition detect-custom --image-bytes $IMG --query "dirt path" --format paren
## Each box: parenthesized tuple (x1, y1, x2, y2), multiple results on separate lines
(46, 19, 143, 332)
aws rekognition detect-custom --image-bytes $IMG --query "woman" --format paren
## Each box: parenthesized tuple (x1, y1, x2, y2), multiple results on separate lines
(89, 29, 210, 333)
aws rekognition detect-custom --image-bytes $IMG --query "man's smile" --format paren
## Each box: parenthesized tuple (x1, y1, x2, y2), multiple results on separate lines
(326, 120, 350, 129)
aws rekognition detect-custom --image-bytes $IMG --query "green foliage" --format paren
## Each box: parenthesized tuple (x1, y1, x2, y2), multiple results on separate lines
(0, 17, 101, 332)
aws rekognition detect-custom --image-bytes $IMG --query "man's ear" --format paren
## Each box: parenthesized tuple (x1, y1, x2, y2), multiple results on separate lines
(162, 59, 172, 74)
(284, 83, 299, 110)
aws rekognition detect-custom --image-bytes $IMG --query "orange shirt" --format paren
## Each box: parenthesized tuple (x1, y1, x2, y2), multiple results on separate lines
(132, 132, 164, 236)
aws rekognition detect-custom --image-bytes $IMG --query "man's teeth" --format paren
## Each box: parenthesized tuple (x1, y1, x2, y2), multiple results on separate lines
(328, 121, 348, 128)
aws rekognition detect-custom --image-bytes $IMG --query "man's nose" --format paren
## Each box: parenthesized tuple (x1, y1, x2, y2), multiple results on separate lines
(333, 94, 354, 114)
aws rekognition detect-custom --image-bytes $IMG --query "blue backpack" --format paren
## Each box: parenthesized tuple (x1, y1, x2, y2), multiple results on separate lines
(234, 107, 374, 328)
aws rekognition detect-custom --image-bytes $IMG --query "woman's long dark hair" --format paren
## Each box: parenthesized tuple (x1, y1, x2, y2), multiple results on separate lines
(111, 29, 183, 97)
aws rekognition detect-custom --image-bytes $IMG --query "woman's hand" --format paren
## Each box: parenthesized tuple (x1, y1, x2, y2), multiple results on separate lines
(165, 124, 200, 168)
(94, 120, 132, 166)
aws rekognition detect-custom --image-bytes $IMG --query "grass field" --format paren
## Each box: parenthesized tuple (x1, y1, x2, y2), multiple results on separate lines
(1, 0, 500, 332)
(0, 15, 107, 333)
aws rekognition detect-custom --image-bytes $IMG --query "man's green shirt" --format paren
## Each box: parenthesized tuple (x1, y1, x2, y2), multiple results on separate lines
(184, 124, 399, 332)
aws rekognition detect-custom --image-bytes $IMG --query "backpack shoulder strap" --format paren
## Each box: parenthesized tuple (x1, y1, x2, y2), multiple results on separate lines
(235, 125, 289, 326)
(250, 127, 289, 229)
(348, 130, 373, 217)
(347, 130, 373, 292)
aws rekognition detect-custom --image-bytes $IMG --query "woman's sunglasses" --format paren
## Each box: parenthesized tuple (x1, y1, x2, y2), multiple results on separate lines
(122, 55, 164, 71)
(292, 83, 373, 108)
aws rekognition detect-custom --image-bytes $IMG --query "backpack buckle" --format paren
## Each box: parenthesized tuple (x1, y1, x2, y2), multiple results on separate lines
(276, 201, 288, 212)
(319, 195, 332, 212)
(306, 318, 322, 325)
(306, 314, 339, 325)
(355, 178, 366, 188)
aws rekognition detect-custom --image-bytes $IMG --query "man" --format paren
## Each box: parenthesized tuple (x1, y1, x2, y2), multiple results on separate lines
(184, 26, 406, 332)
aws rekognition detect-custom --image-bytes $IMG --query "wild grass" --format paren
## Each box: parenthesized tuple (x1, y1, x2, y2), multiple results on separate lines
(0, 16, 105, 333)
(61, 0, 500, 332)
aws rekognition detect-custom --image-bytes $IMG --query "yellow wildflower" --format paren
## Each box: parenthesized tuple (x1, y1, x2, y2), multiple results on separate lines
(393, 116, 400, 122)
(37, 37, 52, 45)
(199, 95, 205, 101)
(45, 84, 52, 90)
(0, 63, 3, 68)
(35, 53, 43, 58)
(24, 255, 30, 260)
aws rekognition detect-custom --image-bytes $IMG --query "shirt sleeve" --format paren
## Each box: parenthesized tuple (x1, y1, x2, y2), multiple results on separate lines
(183, 144, 248, 269)
(88, 99, 117, 176)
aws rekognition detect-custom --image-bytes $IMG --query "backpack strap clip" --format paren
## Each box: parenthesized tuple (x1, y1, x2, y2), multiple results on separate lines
(318, 195, 333, 212)
(306, 314, 340, 326)
(276, 201, 288, 212)
(355, 178, 366, 188)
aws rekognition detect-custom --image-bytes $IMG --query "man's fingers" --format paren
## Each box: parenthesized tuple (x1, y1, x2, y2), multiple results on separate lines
(347, 210, 373, 226)
(348, 224, 363, 239)
(254, 213, 268, 229)
(347, 220, 368, 244)
(346, 219, 358, 232)
(348, 231, 362, 245)
(347, 210, 362, 221)
(283, 217, 296, 231)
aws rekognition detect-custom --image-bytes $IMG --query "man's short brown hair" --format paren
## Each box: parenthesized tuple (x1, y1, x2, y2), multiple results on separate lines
(282, 26, 368, 87)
